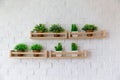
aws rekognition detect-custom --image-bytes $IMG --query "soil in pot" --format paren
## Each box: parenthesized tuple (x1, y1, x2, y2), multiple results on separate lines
(33, 50, 40, 57)
(16, 51, 24, 57)
(86, 30, 93, 37)
(37, 32, 44, 37)
(54, 34, 60, 37)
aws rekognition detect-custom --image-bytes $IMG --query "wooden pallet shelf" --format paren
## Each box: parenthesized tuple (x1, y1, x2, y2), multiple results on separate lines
(68, 30, 106, 39)
(30, 30, 107, 40)
(49, 51, 88, 59)
(30, 31, 67, 39)
(10, 50, 48, 59)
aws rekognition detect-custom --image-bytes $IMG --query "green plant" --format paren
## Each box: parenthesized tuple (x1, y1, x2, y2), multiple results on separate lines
(33, 24, 48, 32)
(71, 24, 78, 31)
(31, 44, 42, 51)
(55, 43, 63, 51)
(71, 43, 78, 51)
(14, 43, 28, 51)
(49, 24, 64, 33)
(82, 24, 97, 31)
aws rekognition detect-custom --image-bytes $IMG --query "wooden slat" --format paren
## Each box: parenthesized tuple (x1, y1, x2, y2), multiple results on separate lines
(10, 57, 47, 59)
(10, 50, 48, 58)
(30, 37, 67, 39)
(31, 31, 67, 35)
(49, 51, 88, 59)
(69, 30, 107, 39)
(11, 51, 47, 54)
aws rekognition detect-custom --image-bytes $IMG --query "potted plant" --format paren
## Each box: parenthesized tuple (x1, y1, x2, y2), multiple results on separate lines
(71, 24, 78, 37)
(82, 24, 97, 37)
(31, 44, 43, 57)
(71, 43, 78, 56)
(14, 43, 28, 57)
(49, 24, 65, 37)
(32, 24, 48, 37)
(55, 43, 63, 57)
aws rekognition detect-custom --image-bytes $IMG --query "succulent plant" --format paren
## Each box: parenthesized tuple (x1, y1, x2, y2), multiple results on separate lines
(49, 24, 64, 33)
(14, 43, 28, 51)
(55, 43, 63, 51)
(33, 24, 48, 32)
(31, 44, 42, 51)
(82, 24, 97, 31)
(71, 24, 78, 31)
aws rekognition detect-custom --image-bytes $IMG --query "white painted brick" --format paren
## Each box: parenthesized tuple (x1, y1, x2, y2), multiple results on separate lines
(0, 0, 120, 80)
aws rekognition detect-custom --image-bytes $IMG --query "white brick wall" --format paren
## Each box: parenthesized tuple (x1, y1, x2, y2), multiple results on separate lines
(0, 0, 120, 80)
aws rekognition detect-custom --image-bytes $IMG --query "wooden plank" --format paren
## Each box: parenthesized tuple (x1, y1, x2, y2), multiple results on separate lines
(49, 51, 88, 59)
(68, 30, 107, 39)
(11, 51, 47, 54)
(30, 37, 67, 39)
(31, 32, 67, 35)
(10, 50, 48, 59)
(10, 57, 47, 59)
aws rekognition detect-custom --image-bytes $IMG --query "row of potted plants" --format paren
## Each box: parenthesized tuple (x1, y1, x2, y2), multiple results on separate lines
(32, 24, 97, 37)
(13, 42, 79, 57)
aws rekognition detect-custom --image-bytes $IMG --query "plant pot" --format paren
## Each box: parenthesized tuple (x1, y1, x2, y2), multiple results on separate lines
(86, 30, 93, 37)
(56, 51, 62, 57)
(32, 50, 40, 57)
(54, 34, 60, 37)
(72, 50, 78, 56)
(36, 32, 44, 37)
(71, 31, 78, 37)
(11, 50, 15, 56)
(16, 51, 24, 57)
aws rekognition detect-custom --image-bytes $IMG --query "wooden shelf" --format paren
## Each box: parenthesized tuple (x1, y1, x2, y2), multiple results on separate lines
(30, 32, 67, 39)
(68, 30, 107, 39)
(10, 50, 48, 59)
(10, 50, 88, 59)
(49, 51, 88, 59)
(30, 30, 107, 40)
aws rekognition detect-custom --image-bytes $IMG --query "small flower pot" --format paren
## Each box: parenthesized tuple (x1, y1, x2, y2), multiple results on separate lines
(72, 51, 78, 56)
(54, 34, 60, 37)
(11, 50, 15, 56)
(32, 50, 40, 57)
(86, 30, 93, 37)
(16, 51, 24, 57)
(36, 32, 44, 37)
(71, 31, 78, 37)
(56, 51, 62, 57)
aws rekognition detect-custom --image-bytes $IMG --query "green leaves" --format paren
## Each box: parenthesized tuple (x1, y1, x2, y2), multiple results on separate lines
(71, 43, 78, 51)
(31, 44, 42, 51)
(49, 24, 64, 33)
(82, 24, 97, 31)
(55, 43, 63, 51)
(14, 43, 28, 51)
(71, 24, 78, 31)
(33, 24, 48, 32)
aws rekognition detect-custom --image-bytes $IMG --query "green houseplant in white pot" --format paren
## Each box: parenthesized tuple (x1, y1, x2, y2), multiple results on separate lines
(31, 44, 43, 57)
(55, 43, 63, 57)
(71, 43, 78, 56)
(71, 24, 78, 37)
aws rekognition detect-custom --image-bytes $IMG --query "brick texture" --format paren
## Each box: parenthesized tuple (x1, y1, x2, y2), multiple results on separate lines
(0, 0, 120, 80)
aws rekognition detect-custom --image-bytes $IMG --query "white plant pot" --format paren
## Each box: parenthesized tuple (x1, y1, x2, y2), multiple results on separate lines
(72, 51, 78, 56)
(56, 51, 62, 57)
(72, 31, 78, 37)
